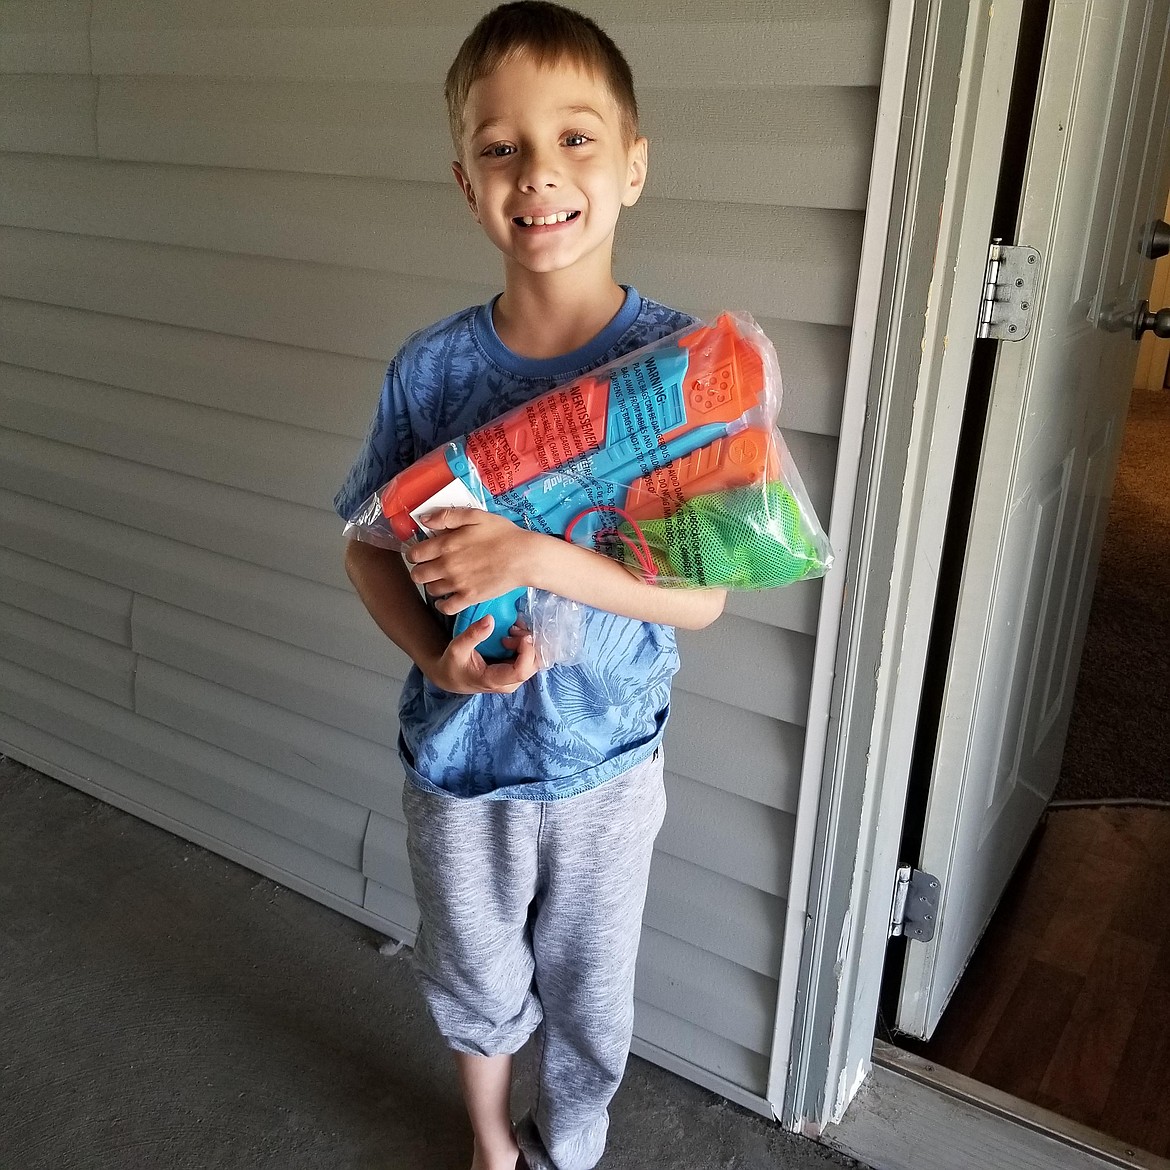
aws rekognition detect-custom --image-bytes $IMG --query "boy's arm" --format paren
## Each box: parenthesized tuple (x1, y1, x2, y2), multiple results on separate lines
(344, 540, 540, 693)
(406, 508, 727, 630)
(530, 536, 727, 628)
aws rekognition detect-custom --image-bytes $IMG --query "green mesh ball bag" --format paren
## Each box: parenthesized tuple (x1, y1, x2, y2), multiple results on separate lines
(618, 480, 829, 589)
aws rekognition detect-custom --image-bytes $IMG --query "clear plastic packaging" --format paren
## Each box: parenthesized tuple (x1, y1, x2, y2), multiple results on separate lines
(343, 311, 833, 662)
(522, 589, 587, 668)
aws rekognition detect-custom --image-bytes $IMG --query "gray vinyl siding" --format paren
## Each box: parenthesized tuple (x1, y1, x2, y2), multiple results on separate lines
(0, 0, 887, 1100)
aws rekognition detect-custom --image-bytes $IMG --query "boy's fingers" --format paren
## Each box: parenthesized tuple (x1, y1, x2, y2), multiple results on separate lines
(418, 572, 454, 597)
(407, 560, 440, 585)
(453, 613, 494, 649)
(418, 507, 479, 532)
(416, 574, 457, 602)
(496, 633, 538, 679)
(483, 663, 535, 693)
(436, 590, 478, 613)
(403, 535, 443, 564)
(441, 616, 539, 693)
(444, 617, 512, 692)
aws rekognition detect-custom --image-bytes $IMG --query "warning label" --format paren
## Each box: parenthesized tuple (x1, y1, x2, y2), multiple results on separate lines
(466, 379, 604, 496)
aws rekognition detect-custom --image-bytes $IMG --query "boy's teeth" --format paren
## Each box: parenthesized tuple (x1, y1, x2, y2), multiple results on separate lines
(521, 212, 572, 226)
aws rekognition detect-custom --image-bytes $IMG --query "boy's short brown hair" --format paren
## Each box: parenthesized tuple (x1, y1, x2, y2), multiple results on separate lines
(445, 2, 639, 153)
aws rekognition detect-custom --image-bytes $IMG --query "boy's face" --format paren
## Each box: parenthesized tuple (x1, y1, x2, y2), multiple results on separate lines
(452, 54, 648, 281)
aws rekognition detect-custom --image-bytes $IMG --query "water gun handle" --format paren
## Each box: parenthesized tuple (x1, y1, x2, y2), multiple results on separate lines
(452, 590, 529, 660)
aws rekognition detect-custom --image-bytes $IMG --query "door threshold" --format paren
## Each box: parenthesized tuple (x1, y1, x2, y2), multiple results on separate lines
(819, 1040, 1170, 1170)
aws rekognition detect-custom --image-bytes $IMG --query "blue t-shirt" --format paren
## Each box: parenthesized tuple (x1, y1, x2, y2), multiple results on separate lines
(335, 286, 697, 801)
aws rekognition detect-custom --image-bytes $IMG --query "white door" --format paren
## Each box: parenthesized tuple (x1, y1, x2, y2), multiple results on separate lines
(895, 0, 1170, 1039)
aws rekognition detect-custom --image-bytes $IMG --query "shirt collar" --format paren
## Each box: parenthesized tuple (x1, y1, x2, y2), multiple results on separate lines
(473, 286, 642, 380)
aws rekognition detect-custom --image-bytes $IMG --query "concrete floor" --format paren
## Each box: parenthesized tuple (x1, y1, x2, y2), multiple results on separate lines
(0, 758, 867, 1170)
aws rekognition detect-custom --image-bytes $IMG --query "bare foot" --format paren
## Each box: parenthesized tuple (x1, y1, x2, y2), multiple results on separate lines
(469, 1136, 522, 1170)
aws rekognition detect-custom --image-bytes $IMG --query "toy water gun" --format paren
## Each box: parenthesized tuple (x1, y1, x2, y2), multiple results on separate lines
(349, 313, 831, 660)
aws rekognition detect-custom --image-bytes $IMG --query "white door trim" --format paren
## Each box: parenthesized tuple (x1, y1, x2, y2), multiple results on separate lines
(777, 0, 1028, 1131)
(762, 0, 919, 1118)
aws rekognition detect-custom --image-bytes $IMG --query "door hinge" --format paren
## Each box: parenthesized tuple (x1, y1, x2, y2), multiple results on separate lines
(888, 866, 941, 942)
(977, 239, 1042, 340)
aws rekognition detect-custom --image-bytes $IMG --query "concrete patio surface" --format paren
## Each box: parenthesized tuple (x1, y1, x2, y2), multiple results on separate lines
(0, 757, 868, 1170)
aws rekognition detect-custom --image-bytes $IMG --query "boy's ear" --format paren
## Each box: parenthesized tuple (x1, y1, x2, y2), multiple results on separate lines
(622, 136, 649, 207)
(452, 161, 481, 222)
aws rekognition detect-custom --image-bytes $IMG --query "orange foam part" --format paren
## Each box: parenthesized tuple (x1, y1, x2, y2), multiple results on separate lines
(659, 314, 769, 443)
(380, 445, 454, 542)
(624, 427, 780, 523)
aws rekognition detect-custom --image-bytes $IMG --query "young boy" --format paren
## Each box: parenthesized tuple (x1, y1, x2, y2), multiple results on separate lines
(335, 5, 725, 1168)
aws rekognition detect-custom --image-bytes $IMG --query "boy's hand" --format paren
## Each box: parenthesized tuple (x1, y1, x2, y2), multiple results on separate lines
(405, 508, 539, 614)
(425, 614, 540, 695)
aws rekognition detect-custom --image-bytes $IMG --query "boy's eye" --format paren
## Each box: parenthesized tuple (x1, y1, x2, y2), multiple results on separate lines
(483, 143, 515, 158)
(563, 133, 591, 147)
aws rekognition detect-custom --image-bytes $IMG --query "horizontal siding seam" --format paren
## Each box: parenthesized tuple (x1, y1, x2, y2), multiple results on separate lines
(0, 286, 393, 377)
(0, 658, 370, 855)
(0, 217, 421, 285)
(651, 837, 782, 889)
(0, 482, 355, 603)
(640, 912, 786, 981)
(0, 72, 89, 80)
(133, 653, 400, 774)
(0, 147, 101, 165)
(0, 445, 347, 586)
(0, 359, 361, 442)
(0, 723, 367, 906)
(0, 593, 131, 649)
(632, 997, 771, 1061)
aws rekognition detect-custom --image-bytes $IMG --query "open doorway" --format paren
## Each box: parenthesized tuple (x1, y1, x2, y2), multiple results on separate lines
(892, 366, 1170, 1159)
(870, 6, 1170, 1158)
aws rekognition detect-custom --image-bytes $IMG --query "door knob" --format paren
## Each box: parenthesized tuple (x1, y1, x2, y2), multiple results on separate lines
(1124, 300, 1170, 339)
(1145, 219, 1170, 260)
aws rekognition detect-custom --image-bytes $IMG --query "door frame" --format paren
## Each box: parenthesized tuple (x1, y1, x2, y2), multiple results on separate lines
(771, 0, 1033, 1133)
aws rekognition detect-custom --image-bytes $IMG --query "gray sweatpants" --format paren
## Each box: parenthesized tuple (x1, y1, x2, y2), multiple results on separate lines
(401, 748, 667, 1170)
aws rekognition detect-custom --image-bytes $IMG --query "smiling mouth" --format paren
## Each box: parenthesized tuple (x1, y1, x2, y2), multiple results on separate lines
(512, 211, 580, 227)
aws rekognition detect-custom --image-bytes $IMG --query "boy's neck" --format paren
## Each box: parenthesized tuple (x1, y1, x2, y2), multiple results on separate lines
(492, 269, 627, 361)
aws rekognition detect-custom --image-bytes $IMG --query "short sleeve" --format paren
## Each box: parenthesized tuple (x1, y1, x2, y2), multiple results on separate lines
(333, 357, 415, 521)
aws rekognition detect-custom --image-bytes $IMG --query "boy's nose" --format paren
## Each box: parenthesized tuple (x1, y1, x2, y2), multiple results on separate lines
(517, 148, 560, 191)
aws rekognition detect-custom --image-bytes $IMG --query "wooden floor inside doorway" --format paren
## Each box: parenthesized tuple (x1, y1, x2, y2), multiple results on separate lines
(901, 805, 1170, 1159)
